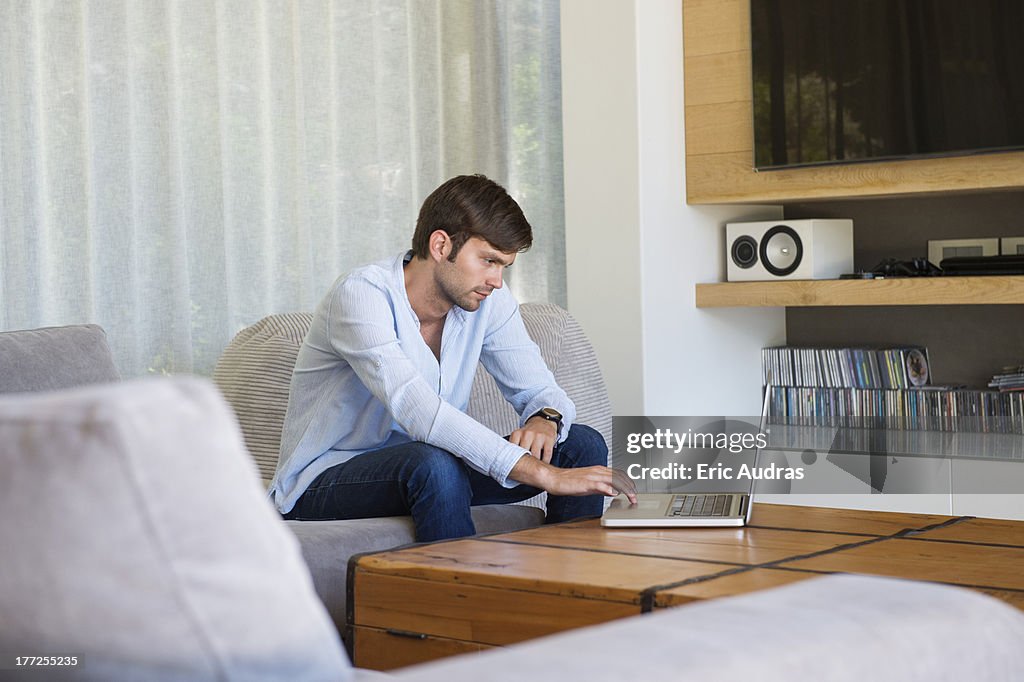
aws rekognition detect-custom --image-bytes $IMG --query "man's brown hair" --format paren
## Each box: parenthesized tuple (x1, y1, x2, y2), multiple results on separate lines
(411, 175, 533, 260)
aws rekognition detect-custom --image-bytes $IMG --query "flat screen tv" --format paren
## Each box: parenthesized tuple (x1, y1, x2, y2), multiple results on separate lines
(751, 0, 1024, 170)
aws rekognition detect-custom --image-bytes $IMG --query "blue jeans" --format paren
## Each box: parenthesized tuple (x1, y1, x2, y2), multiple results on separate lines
(283, 424, 608, 542)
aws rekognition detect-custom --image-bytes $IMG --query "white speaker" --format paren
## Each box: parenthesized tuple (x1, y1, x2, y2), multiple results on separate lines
(726, 219, 854, 281)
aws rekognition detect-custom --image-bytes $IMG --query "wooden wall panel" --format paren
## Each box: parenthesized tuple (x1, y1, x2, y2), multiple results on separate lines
(682, 0, 1024, 204)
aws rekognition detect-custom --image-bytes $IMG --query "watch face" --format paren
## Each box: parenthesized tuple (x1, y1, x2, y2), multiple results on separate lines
(541, 407, 562, 420)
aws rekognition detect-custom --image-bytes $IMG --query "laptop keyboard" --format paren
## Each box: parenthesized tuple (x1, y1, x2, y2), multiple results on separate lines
(666, 494, 733, 517)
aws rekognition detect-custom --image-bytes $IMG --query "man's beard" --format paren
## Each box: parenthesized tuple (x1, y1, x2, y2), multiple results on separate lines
(435, 264, 482, 312)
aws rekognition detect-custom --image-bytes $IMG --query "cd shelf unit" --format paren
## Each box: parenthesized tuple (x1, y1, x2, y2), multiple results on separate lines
(695, 275, 1024, 308)
(766, 424, 1024, 463)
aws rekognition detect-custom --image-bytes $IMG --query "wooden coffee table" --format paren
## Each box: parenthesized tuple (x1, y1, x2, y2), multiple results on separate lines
(348, 503, 1024, 670)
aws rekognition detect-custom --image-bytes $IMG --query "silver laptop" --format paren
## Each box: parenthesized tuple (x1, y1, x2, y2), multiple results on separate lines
(601, 388, 770, 528)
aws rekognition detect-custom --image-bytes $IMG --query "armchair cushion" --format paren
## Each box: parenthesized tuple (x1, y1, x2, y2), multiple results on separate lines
(213, 313, 313, 483)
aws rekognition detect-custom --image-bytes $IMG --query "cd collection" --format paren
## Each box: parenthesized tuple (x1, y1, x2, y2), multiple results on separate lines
(766, 386, 1024, 434)
(763, 346, 1024, 434)
(988, 365, 1024, 393)
(762, 346, 931, 390)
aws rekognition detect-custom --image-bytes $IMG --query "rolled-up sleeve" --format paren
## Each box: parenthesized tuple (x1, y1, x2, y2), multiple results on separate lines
(328, 277, 527, 486)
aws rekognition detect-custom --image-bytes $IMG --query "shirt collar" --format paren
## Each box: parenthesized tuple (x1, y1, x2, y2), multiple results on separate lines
(393, 250, 470, 326)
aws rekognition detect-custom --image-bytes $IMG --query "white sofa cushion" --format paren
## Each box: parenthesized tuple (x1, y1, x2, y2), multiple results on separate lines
(0, 377, 350, 681)
(391, 574, 1024, 682)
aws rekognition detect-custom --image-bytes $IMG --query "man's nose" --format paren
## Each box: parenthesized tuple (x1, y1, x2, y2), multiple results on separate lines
(487, 269, 503, 289)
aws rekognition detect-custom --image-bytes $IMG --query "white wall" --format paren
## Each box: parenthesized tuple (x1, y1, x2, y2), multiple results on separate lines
(561, 0, 784, 418)
(561, 1, 1022, 521)
(560, 0, 645, 414)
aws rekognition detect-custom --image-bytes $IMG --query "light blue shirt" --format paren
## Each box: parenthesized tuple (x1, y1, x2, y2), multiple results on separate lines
(269, 251, 576, 514)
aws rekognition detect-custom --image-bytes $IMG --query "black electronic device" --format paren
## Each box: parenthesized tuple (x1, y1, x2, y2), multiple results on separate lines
(751, 0, 1024, 170)
(939, 254, 1024, 276)
(866, 258, 942, 278)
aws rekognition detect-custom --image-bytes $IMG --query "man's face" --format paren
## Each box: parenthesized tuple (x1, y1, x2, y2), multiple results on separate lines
(434, 237, 516, 312)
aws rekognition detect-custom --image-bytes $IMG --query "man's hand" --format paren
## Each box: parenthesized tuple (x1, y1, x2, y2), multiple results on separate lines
(509, 454, 638, 505)
(508, 416, 559, 463)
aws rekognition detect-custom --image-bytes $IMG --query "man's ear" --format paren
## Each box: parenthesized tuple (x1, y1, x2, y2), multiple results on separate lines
(429, 230, 450, 262)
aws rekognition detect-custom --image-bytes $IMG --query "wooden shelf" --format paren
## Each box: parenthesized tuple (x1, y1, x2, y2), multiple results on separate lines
(695, 276, 1024, 308)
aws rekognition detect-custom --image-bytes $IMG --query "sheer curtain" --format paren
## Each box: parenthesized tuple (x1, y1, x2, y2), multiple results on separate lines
(0, 0, 565, 377)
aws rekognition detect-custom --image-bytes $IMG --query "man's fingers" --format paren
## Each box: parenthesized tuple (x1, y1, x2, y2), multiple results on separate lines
(516, 431, 545, 460)
(510, 429, 538, 458)
(611, 468, 638, 497)
(519, 431, 555, 462)
(512, 421, 559, 463)
(523, 433, 540, 459)
(545, 465, 637, 502)
(541, 439, 554, 464)
(593, 467, 638, 503)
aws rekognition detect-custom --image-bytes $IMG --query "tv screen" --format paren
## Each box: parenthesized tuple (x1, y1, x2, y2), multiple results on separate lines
(751, 0, 1024, 170)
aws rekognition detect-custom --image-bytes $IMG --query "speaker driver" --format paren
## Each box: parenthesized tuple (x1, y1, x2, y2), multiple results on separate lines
(760, 225, 803, 276)
(730, 235, 758, 269)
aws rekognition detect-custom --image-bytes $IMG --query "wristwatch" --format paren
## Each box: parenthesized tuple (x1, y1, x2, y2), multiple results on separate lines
(530, 407, 563, 438)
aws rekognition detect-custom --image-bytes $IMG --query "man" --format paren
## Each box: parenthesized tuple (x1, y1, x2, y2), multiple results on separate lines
(270, 174, 635, 541)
